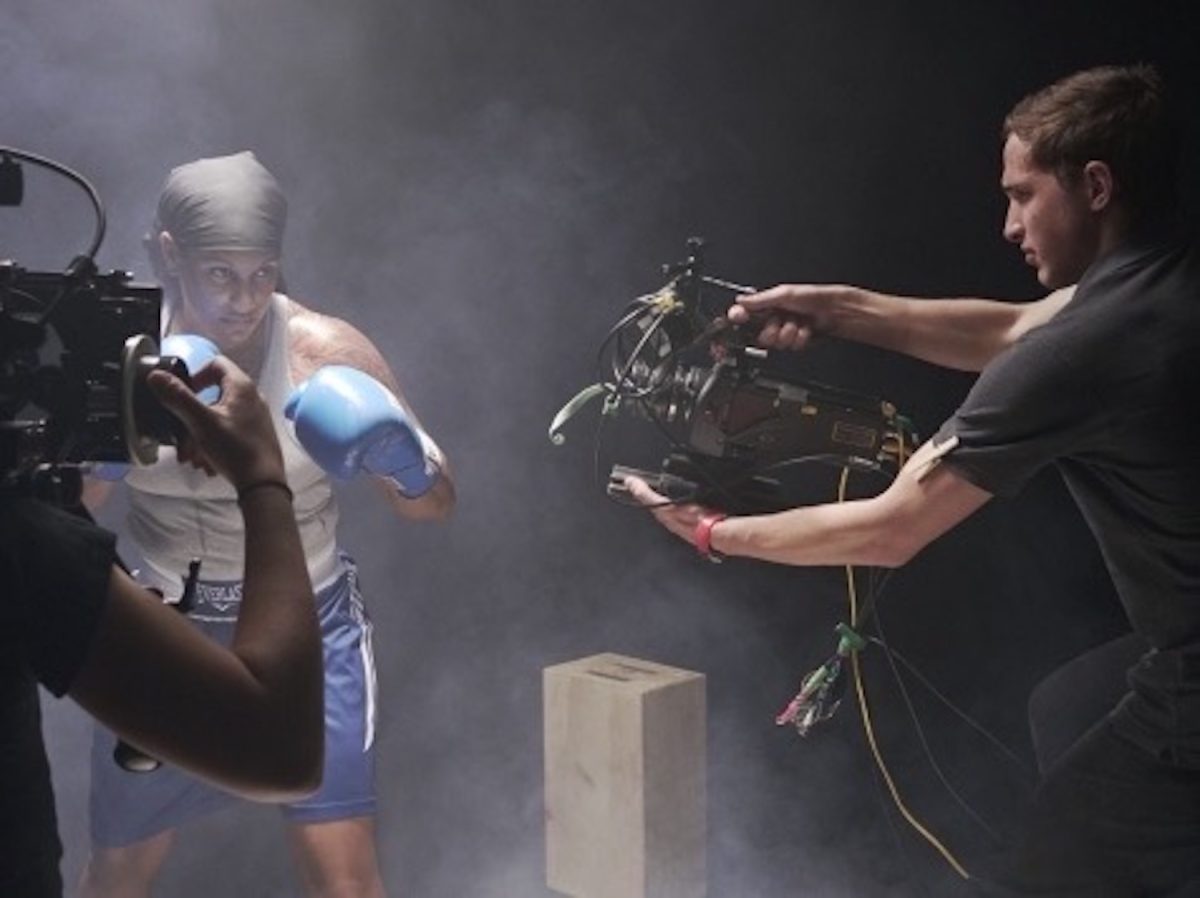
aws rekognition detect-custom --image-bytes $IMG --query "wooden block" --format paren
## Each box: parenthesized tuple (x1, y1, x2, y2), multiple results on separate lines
(545, 653, 706, 898)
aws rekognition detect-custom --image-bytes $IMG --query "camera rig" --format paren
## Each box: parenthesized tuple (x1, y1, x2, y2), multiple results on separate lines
(549, 238, 919, 514)
(1, 147, 186, 501)
(3, 147, 202, 772)
(549, 242, 1004, 875)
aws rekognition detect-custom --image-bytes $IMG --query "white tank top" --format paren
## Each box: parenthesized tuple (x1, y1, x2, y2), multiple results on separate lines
(126, 293, 340, 598)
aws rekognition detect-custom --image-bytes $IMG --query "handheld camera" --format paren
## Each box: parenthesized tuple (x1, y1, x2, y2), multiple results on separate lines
(1, 148, 189, 502)
(549, 238, 919, 513)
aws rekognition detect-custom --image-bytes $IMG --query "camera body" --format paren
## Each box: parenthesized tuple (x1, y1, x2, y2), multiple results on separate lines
(0, 261, 185, 492)
(614, 355, 916, 512)
(552, 239, 919, 513)
(1, 148, 187, 498)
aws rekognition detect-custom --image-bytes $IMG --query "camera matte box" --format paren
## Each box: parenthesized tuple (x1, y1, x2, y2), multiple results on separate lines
(544, 653, 706, 898)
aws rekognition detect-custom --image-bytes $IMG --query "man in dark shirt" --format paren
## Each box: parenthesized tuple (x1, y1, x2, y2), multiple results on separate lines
(1, 355, 324, 896)
(1, 499, 115, 895)
(627, 64, 1199, 894)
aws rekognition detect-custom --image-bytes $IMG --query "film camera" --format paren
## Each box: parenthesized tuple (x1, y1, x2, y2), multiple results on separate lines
(549, 238, 919, 513)
(3, 148, 204, 771)
(1, 148, 188, 502)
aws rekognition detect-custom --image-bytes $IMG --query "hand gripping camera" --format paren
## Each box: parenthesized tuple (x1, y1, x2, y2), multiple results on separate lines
(549, 238, 919, 513)
(1, 148, 189, 502)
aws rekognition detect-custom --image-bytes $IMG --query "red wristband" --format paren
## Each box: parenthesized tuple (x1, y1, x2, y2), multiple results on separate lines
(693, 513, 728, 562)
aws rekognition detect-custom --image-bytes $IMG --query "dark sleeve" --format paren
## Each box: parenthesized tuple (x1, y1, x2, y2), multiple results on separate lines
(932, 329, 1109, 498)
(0, 498, 116, 696)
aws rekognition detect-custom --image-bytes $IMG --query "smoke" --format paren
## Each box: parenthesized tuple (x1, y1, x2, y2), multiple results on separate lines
(6, 1, 1197, 895)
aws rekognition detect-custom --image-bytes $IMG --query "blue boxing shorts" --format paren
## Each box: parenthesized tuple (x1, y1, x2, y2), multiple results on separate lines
(89, 553, 378, 847)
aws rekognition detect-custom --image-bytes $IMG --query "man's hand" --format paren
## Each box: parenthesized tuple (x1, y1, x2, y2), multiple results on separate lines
(728, 284, 850, 350)
(623, 475, 724, 549)
(147, 355, 286, 489)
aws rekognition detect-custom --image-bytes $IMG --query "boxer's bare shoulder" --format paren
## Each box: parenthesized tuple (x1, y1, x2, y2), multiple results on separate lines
(285, 297, 394, 388)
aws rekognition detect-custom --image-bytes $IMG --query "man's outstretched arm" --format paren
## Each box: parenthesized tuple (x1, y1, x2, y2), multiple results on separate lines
(625, 438, 992, 570)
(730, 284, 1075, 372)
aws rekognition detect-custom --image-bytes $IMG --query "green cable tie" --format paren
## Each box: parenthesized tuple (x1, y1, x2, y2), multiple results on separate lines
(834, 622, 867, 656)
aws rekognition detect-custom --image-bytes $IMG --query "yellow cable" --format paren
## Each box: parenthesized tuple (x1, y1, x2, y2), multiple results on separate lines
(837, 468, 971, 880)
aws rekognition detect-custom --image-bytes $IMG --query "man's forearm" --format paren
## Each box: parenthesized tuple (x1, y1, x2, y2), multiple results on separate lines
(710, 495, 910, 568)
(234, 485, 320, 680)
(228, 484, 323, 783)
(829, 287, 1027, 372)
(704, 440, 993, 569)
(69, 488, 323, 800)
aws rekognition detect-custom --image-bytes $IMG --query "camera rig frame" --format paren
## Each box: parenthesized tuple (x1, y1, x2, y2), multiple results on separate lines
(549, 238, 919, 514)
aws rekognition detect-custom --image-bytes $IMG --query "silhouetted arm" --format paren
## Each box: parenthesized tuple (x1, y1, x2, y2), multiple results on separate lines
(69, 357, 323, 801)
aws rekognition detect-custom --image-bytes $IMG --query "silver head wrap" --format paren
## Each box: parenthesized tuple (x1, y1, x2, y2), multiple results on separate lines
(155, 151, 287, 253)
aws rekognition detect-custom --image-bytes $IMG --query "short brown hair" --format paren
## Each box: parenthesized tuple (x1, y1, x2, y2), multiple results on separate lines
(1004, 64, 1179, 227)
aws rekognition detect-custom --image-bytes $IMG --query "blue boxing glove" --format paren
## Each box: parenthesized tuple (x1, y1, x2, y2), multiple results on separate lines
(284, 365, 440, 497)
(88, 461, 131, 481)
(161, 333, 220, 404)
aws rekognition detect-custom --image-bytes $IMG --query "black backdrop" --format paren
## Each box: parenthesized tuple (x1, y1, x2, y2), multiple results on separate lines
(4, 2, 1199, 895)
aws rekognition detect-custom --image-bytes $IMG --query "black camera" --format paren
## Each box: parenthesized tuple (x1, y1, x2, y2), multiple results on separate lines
(550, 238, 919, 513)
(1, 148, 188, 500)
